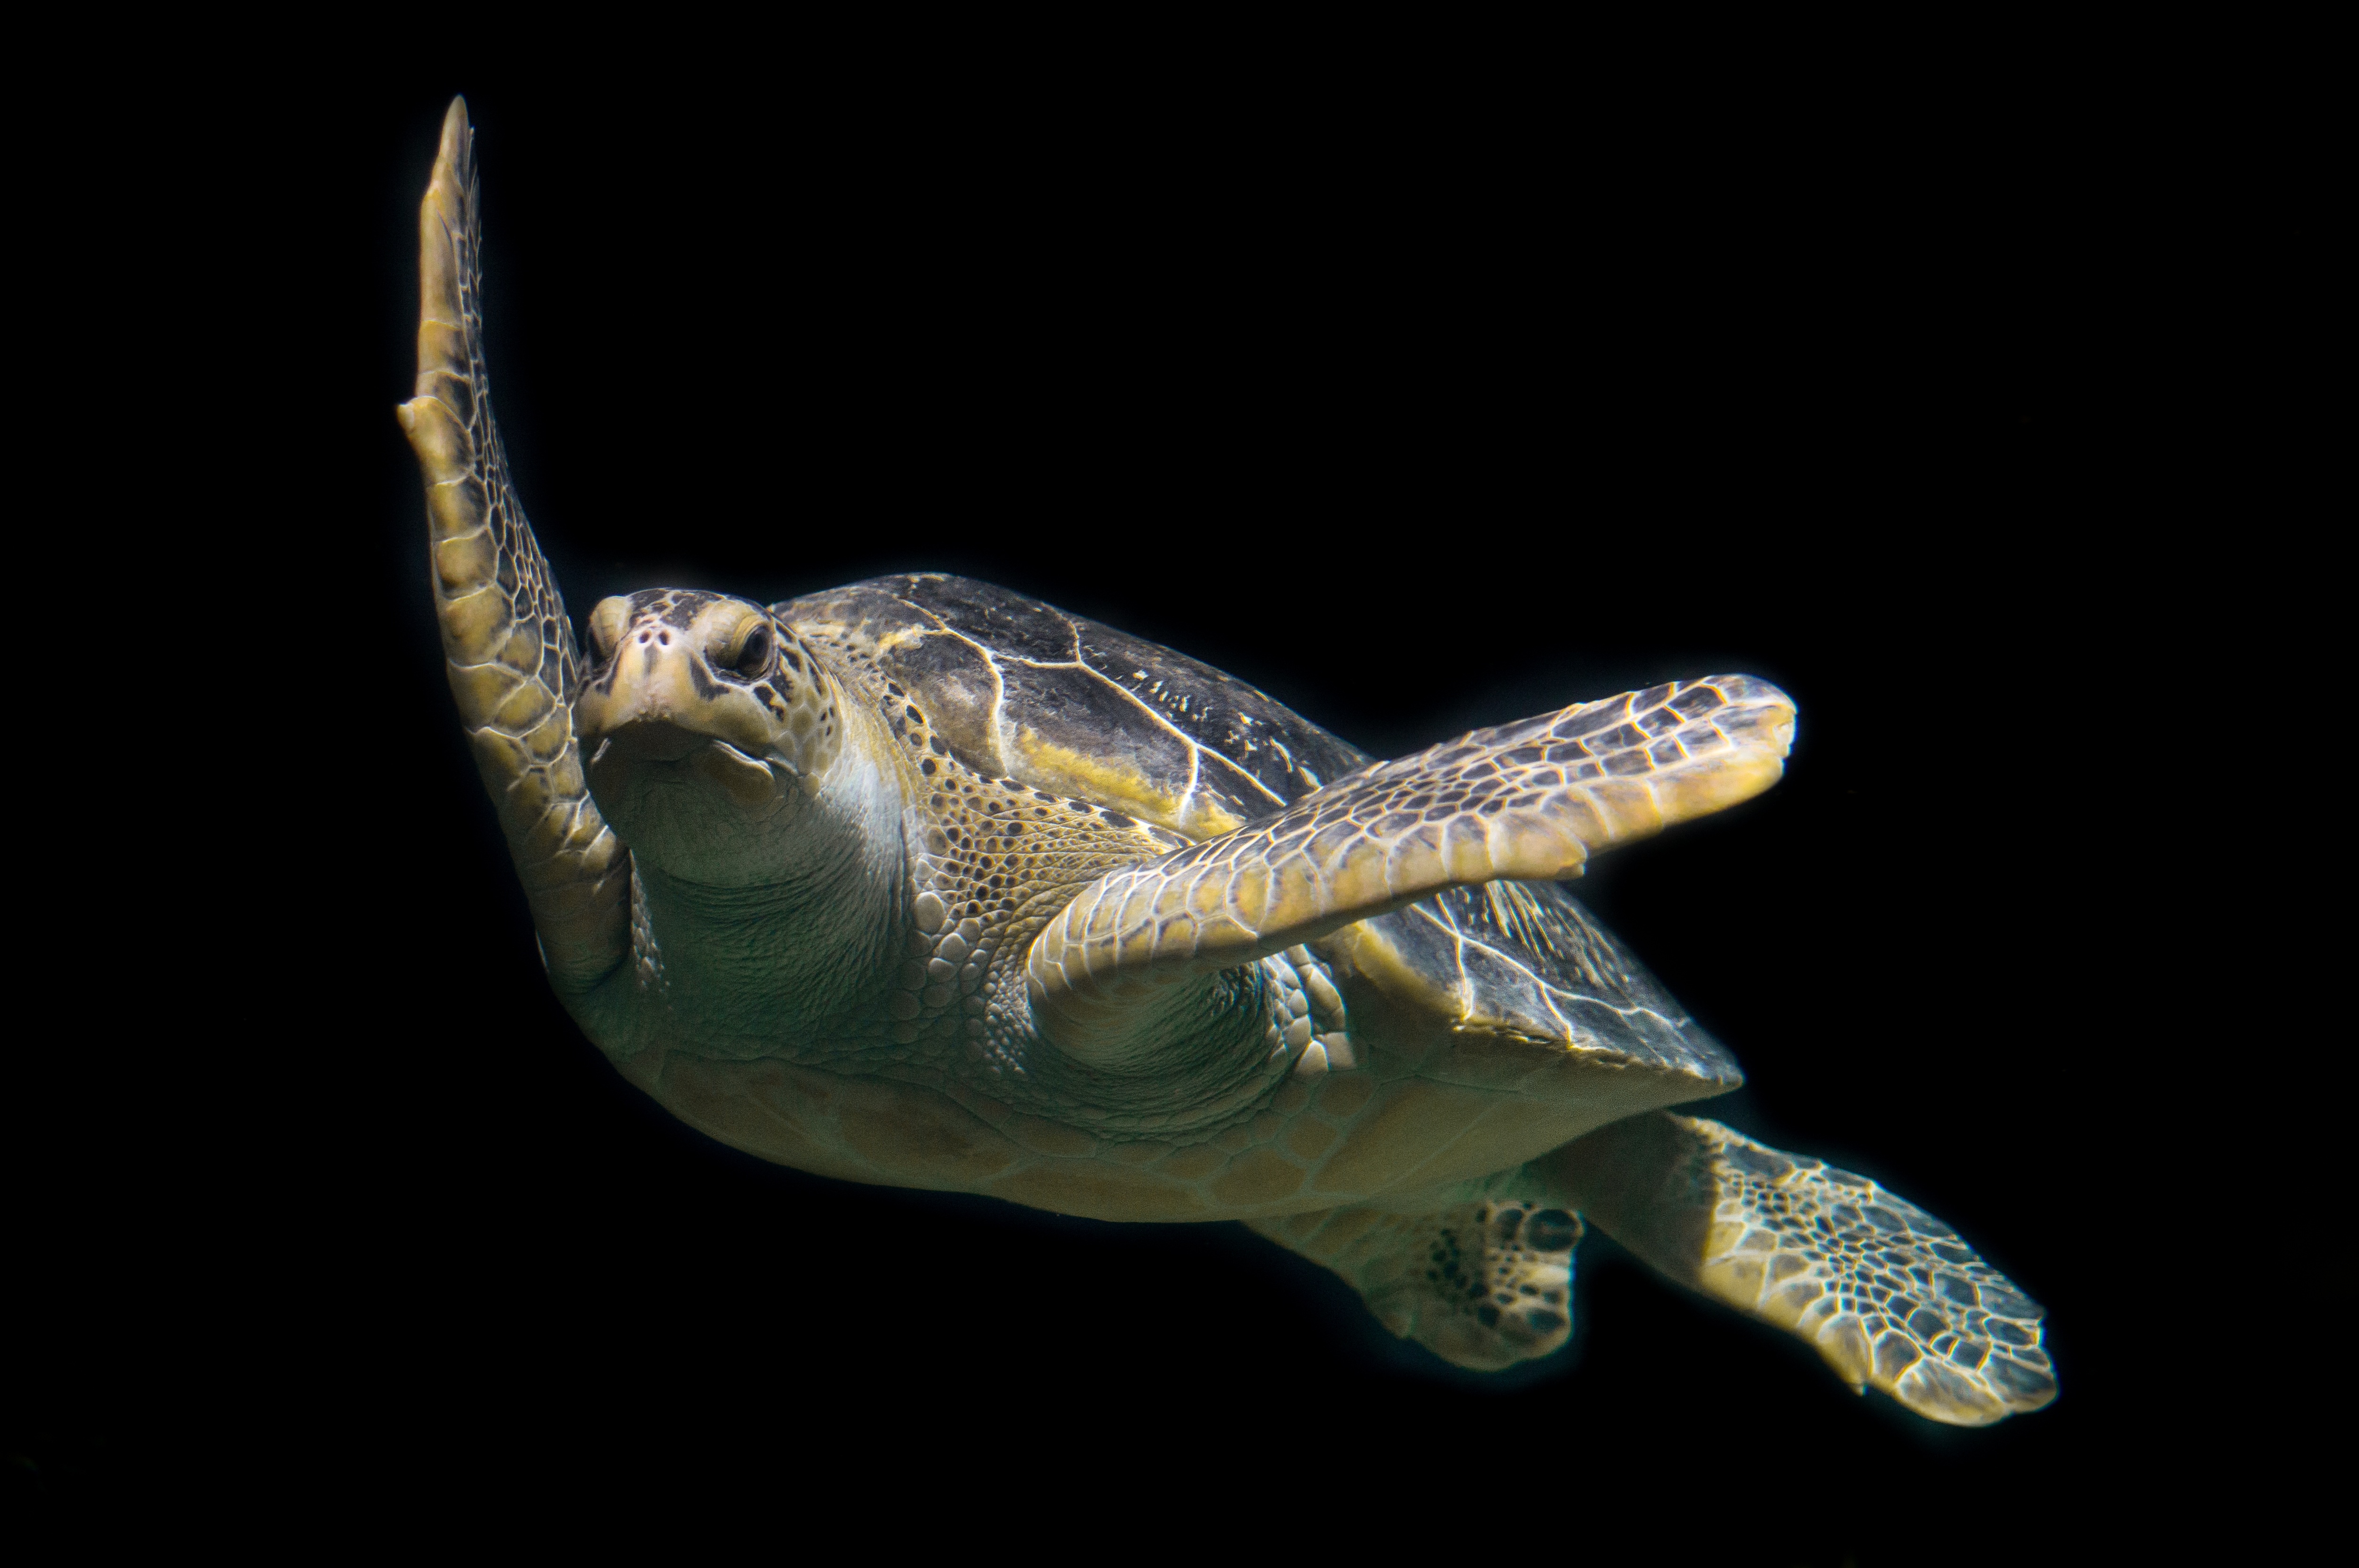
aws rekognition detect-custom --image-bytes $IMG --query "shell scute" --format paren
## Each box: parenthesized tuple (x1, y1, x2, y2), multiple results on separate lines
(778, 573, 1365, 840)
(782, 575, 1733, 1090)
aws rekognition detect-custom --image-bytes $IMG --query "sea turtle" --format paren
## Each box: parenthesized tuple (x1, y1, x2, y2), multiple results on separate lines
(400, 98, 2054, 1425)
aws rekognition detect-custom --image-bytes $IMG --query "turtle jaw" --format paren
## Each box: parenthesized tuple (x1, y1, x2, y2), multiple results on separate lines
(574, 589, 844, 787)
(588, 719, 715, 767)
(576, 614, 790, 767)
(574, 590, 873, 888)
(588, 723, 789, 818)
(583, 718, 809, 886)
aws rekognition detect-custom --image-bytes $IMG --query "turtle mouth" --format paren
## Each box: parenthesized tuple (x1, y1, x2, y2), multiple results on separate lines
(589, 719, 709, 766)
(587, 723, 786, 815)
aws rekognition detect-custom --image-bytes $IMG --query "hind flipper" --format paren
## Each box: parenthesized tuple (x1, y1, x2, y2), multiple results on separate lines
(1545, 1113, 2057, 1424)
(1252, 1200, 1582, 1371)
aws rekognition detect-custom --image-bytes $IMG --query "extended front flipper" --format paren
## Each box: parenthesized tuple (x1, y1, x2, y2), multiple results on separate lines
(1543, 1113, 2057, 1424)
(1026, 678, 1794, 1046)
(398, 99, 628, 991)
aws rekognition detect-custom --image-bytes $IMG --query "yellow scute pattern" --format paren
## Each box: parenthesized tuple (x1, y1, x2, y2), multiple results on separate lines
(1011, 732, 1247, 840)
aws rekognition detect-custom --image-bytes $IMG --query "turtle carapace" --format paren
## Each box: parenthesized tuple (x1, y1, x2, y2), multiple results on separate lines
(400, 99, 2055, 1425)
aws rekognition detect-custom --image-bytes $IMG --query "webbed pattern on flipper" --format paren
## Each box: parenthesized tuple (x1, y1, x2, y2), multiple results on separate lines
(400, 99, 627, 990)
(1027, 677, 1795, 1010)
(1689, 1119, 2056, 1425)
(1259, 1200, 1581, 1372)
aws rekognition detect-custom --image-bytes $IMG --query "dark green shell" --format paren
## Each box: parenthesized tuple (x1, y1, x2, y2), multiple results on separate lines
(781, 573, 1737, 1087)
(780, 573, 1366, 837)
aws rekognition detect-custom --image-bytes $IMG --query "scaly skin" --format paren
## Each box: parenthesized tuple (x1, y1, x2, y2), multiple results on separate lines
(398, 102, 626, 991)
(1026, 676, 1796, 1040)
(559, 585, 1745, 1224)
(400, 97, 2055, 1425)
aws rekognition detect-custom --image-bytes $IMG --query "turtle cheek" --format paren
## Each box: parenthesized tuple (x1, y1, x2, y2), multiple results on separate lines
(700, 686, 792, 761)
(746, 675, 843, 784)
(690, 741, 787, 818)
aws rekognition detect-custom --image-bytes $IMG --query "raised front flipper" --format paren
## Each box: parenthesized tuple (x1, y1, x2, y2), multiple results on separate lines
(398, 99, 628, 991)
(1026, 678, 1794, 1040)
(1546, 1114, 2057, 1425)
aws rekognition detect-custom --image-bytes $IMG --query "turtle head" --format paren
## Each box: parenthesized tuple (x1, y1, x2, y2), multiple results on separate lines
(575, 589, 848, 883)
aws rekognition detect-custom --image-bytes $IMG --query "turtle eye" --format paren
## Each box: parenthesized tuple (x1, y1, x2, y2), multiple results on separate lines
(730, 624, 771, 678)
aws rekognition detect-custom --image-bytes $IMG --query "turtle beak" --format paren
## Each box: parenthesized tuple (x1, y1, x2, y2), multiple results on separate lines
(588, 718, 707, 765)
(577, 607, 791, 818)
(583, 716, 787, 818)
(576, 593, 845, 825)
(577, 607, 779, 759)
(577, 626, 709, 744)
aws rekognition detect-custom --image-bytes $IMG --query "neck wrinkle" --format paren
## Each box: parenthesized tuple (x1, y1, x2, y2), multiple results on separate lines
(628, 726, 911, 1060)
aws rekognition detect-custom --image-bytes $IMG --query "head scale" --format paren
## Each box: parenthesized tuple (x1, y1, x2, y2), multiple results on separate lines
(576, 589, 844, 882)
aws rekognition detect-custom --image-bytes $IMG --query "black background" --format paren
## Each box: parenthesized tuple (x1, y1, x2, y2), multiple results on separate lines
(9, 52, 2329, 1553)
